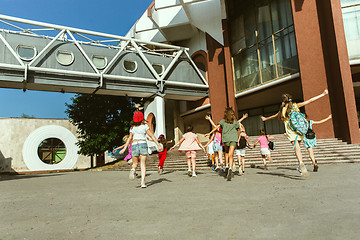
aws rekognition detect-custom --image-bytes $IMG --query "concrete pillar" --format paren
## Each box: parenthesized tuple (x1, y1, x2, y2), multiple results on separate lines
(144, 96, 166, 152)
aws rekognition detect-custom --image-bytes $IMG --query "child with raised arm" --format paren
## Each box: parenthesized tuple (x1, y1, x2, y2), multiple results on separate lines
(261, 89, 329, 178)
(235, 125, 251, 175)
(116, 111, 163, 188)
(303, 114, 332, 172)
(253, 129, 274, 170)
(205, 108, 241, 181)
(169, 125, 206, 177)
(205, 113, 248, 173)
(147, 134, 173, 174)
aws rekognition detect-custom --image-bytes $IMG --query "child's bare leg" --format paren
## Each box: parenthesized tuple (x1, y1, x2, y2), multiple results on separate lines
(218, 150, 224, 167)
(214, 152, 219, 167)
(228, 146, 235, 168)
(261, 155, 267, 167)
(191, 157, 196, 172)
(293, 141, 309, 177)
(237, 155, 241, 168)
(132, 156, 139, 170)
(225, 152, 229, 167)
(140, 155, 147, 186)
(293, 141, 303, 164)
(241, 156, 245, 172)
(187, 158, 191, 170)
(307, 147, 316, 165)
(267, 154, 273, 163)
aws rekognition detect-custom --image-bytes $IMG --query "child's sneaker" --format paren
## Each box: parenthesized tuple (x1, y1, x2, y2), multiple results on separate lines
(129, 168, 136, 180)
(214, 166, 219, 171)
(296, 165, 302, 174)
(188, 169, 192, 176)
(128, 159, 133, 164)
(313, 164, 318, 172)
(158, 166, 161, 173)
(192, 171, 197, 177)
(227, 168, 232, 181)
(299, 162, 309, 178)
(141, 184, 147, 188)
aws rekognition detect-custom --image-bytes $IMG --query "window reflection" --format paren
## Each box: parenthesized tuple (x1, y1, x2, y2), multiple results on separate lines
(229, 0, 299, 93)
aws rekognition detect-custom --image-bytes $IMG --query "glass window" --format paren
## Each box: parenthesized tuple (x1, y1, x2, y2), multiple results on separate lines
(37, 138, 66, 165)
(274, 26, 299, 76)
(92, 55, 107, 69)
(123, 60, 137, 73)
(233, 45, 261, 92)
(259, 37, 277, 82)
(16, 45, 37, 61)
(56, 50, 74, 66)
(152, 63, 165, 75)
(342, 4, 360, 59)
(228, 0, 299, 93)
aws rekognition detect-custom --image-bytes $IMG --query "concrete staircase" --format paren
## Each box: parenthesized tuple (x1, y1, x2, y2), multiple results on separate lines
(99, 134, 360, 172)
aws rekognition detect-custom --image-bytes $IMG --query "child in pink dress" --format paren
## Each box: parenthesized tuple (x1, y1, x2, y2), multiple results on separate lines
(170, 125, 205, 177)
(253, 129, 274, 170)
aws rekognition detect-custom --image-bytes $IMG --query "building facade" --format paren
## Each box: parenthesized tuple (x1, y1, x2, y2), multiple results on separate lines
(130, 0, 360, 144)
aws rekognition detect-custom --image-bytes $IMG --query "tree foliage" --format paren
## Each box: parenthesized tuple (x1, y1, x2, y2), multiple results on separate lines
(65, 94, 137, 157)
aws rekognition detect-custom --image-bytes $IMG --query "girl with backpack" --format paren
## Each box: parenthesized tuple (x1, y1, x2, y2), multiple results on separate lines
(261, 89, 328, 177)
(235, 125, 251, 175)
(253, 129, 274, 170)
(303, 114, 332, 172)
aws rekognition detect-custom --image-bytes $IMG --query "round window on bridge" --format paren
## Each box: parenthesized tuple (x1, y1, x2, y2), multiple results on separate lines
(37, 138, 67, 165)
(16, 45, 37, 61)
(152, 63, 164, 75)
(123, 60, 137, 73)
(56, 50, 74, 66)
(92, 55, 107, 69)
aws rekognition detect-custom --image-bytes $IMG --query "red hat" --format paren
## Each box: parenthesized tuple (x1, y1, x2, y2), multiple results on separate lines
(133, 111, 144, 123)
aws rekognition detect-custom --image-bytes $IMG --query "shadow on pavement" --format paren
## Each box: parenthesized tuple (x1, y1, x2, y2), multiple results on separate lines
(256, 171, 304, 180)
(144, 178, 172, 187)
(0, 173, 65, 182)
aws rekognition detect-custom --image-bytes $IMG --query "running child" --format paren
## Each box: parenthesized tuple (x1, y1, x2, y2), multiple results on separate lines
(116, 111, 163, 188)
(156, 135, 172, 174)
(235, 126, 251, 175)
(261, 89, 329, 177)
(205, 108, 241, 181)
(253, 129, 274, 170)
(169, 125, 206, 177)
(303, 114, 332, 172)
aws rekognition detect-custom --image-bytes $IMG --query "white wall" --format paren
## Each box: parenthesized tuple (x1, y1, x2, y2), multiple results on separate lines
(0, 118, 90, 173)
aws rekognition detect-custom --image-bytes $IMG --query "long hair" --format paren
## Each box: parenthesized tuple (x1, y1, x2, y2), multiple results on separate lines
(224, 107, 236, 124)
(279, 93, 293, 121)
(131, 119, 146, 128)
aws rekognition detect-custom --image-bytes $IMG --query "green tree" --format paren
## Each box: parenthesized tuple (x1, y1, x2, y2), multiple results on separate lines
(65, 94, 137, 157)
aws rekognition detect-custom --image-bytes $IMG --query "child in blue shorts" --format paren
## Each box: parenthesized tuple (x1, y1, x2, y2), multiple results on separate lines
(303, 114, 332, 172)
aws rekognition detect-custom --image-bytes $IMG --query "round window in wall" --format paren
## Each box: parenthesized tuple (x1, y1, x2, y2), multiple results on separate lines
(92, 55, 107, 69)
(152, 63, 164, 75)
(37, 138, 67, 165)
(123, 59, 137, 73)
(16, 45, 37, 61)
(56, 50, 74, 66)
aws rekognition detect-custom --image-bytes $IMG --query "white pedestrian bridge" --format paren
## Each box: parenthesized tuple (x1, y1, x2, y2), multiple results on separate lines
(0, 14, 208, 100)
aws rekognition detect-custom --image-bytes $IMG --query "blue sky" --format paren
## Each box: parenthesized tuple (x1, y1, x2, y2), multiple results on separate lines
(0, 0, 153, 118)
